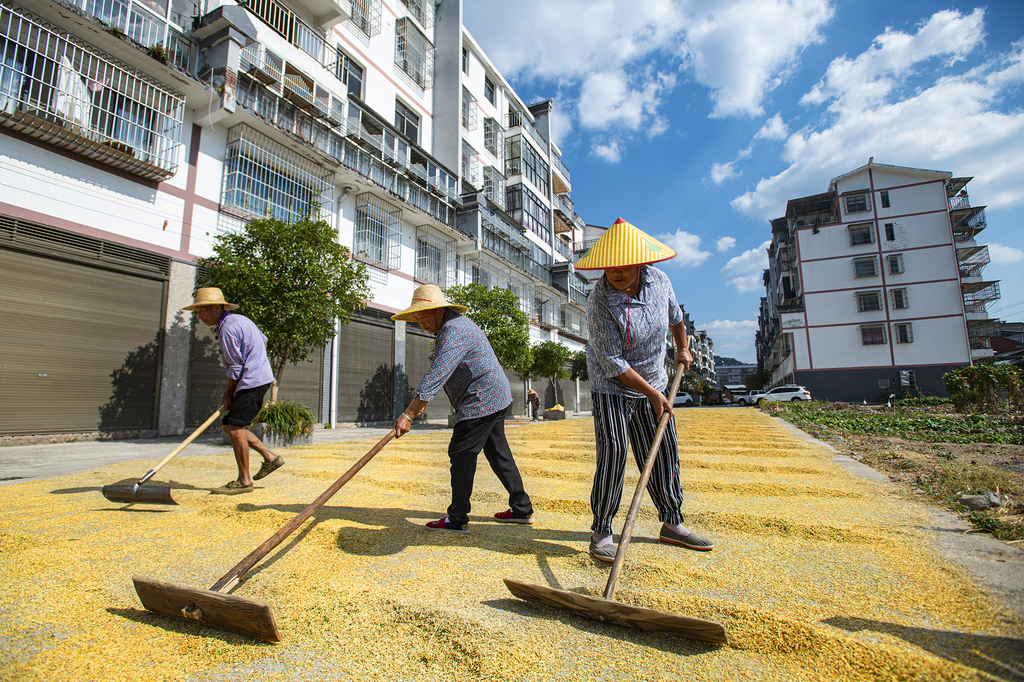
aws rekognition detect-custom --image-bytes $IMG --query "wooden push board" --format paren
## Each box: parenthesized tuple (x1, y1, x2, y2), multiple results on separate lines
(134, 576, 280, 642)
(503, 578, 728, 645)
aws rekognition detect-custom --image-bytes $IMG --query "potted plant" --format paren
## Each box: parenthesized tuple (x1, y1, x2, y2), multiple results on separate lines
(253, 400, 315, 448)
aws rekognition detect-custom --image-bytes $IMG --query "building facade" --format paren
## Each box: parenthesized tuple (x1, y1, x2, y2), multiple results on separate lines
(0, 0, 592, 438)
(756, 161, 999, 403)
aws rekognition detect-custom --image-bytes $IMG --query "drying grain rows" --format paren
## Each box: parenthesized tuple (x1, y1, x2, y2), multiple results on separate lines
(1, 409, 1021, 681)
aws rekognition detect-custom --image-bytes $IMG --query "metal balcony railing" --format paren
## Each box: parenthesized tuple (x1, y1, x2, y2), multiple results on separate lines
(240, 0, 332, 67)
(506, 109, 547, 152)
(553, 153, 570, 183)
(68, 0, 196, 72)
(0, 1, 184, 180)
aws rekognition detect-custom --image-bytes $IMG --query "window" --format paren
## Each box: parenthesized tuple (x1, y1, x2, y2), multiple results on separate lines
(462, 47, 469, 74)
(484, 117, 503, 159)
(505, 135, 550, 196)
(462, 140, 480, 187)
(857, 291, 882, 312)
(395, 17, 433, 89)
(853, 257, 878, 278)
(884, 223, 895, 241)
(394, 100, 419, 143)
(350, 0, 382, 38)
(335, 51, 363, 99)
(895, 323, 914, 343)
(484, 77, 495, 105)
(461, 87, 477, 131)
(506, 183, 550, 244)
(887, 254, 904, 275)
(844, 192, 871, 214)
(849, 223, 874, 246)
(880, 191, 890, 208)
(400, 0, 434, 29)
(354, 192, 402, 270)
(892, 288, 909, 309)
(861, 325, 887, 345)
(482, 165, 506, 210)
(415, 225, 455, 287)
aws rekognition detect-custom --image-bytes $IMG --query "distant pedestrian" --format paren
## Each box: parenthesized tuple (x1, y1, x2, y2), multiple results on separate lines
(527, 389, 540, 420)
(575, 218, 714, 562)
(183, 288, 284, 494)
(392, 285, 534, 532)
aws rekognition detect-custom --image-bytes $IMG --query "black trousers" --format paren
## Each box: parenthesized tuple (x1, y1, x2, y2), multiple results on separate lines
(447, 408, 533, 525)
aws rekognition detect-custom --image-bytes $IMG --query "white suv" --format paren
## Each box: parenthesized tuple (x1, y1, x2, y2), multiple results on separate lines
(673, 392, 694, 407)
(761, 385, 812, 402)
(736, 390, 765, 406)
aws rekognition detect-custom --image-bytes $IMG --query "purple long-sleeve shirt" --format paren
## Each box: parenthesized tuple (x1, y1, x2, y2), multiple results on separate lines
(415, 310, 512, 422)
(216, 311, 275, 392)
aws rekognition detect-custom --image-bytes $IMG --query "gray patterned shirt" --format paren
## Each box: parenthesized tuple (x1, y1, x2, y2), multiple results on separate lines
(586, 266, 684, 397)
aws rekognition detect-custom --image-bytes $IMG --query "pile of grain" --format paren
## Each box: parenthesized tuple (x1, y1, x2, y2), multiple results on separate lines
(1, 410, 1021, 681)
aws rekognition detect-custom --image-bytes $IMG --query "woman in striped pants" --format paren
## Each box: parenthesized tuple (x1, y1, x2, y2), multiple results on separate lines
(575, 218, 715, 562)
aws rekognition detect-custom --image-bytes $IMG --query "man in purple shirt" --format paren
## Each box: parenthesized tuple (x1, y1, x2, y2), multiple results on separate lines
(392, 285, 534, 533)
(183, 288, 284, 494)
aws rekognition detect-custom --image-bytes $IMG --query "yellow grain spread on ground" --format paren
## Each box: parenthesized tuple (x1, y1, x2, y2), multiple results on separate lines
(1, 410, 1021, 681)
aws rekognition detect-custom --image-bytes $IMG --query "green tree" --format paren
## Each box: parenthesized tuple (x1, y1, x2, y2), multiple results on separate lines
(447, 283, 532, 377)
(530, 340, 572, 407)
(745, 367, 773, 391)
(944, 363, 1024, 414)
(570, 349, 588, 382)
(197, 213, 370, 402)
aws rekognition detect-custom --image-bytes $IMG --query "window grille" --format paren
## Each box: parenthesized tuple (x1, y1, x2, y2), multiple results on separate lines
(462, 141, 480, 188)
(400, 0, 434, 29)
(68, 0, 195, 71)
(508, 272, 533, 315)
(887, 254, 904, 274)
(860, 325, 886, 345)
(561, 304, 586, 338)
(484, 117, 503, 160)
(853, 257, 877, 278)
(534, 286, 560, 327)
(892, 289, 909, 309)
(395, 17, 433, 90)
(844, 192, 870, 214)
(884, 223, 895, 241)
(482, 165, 506, 210)
(505, 134, 549, 196)
(0, 1, 185, 180)
(848, 223, 874, 246)
(461, 87, 477, 131)
(505, 184, 550, 244)
(350, 0, 382, 38)
(354, 192, 402, 270)
(856, 291, 881, 312)
(895, 323, 914, 344)
(222, 124, 334, 224)
(415, 224, 455, 288)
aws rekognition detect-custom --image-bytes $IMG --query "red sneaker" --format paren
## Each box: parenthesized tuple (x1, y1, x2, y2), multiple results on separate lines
(425, 517, 469, 534)
(494, 509, 535, 525)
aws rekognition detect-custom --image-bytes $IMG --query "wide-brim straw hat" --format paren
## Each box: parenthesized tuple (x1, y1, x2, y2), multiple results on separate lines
(391, 284, 467, 322)
(182, 287, 239, 311)
(574, 217, 676, 270)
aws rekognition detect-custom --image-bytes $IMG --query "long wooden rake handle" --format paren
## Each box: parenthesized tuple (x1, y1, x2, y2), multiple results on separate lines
(208, 429, 396, 593)
(603, 363, 685, 600)
(133, 408, 225, 490)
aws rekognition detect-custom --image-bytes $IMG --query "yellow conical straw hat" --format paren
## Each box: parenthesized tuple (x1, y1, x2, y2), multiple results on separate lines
(574, 217, 676, 270)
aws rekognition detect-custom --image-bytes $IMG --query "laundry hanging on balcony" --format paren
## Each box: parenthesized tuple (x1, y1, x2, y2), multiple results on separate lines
(53, 55, 91, 129)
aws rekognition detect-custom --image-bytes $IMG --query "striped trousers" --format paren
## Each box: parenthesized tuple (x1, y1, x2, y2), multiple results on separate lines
(590, 391, 684, 535)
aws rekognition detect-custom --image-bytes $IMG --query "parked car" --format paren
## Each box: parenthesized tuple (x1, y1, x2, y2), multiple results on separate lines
(706, 391, 721, 405)
(673, 392, 694, 407)
(736, 390, 766, 406)
(760, 385, 812, 402)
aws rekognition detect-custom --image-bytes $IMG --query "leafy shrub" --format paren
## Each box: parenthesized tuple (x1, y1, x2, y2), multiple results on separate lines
(943, 364, 1023, 414)
(256, 400, 315, 438)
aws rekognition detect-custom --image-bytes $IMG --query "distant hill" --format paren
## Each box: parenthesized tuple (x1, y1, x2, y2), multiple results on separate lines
(714, 355, 749, 366)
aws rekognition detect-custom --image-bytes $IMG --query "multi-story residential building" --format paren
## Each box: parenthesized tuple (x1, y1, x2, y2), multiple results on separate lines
(691, 330, 715, 386)
(0, 0, 591, 438)
(756, 160, 1000, 403)
(715, 362, 756, 388)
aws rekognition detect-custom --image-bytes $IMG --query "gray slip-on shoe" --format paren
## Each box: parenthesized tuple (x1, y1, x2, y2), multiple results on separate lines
(588, 540, 616, 563)
(659, 524, 714, 551)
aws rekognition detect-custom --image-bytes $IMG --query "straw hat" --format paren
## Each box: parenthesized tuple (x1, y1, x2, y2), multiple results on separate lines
(574, 217, 676, 270)
(391, 284, 467, 322)
(182, 287, 239, 311)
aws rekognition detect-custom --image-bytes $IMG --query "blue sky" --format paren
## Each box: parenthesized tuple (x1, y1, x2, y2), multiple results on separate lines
(464, 0, 1024, 363)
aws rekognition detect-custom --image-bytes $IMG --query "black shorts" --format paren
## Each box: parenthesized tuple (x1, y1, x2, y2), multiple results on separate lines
(224, 383, 271, 427)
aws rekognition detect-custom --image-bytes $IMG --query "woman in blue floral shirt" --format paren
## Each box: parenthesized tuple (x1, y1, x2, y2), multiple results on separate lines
(392, 285, 534, 534)
(576, 218, 714, 562)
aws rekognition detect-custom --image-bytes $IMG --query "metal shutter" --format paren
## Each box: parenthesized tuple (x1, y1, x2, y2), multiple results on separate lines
(276, 348, 324, 419)
(406, 330, 453, 420)
(185, 320, 226, 429)
(335, 319, 394, 423)
(0, 248, 164, 435)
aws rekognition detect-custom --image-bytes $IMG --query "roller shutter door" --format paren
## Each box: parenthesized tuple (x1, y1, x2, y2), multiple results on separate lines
(335, 318, 393, 423)
(406, 330, 452, 420)
(0, 248, 165, 435)
(276, 349, 324, 419)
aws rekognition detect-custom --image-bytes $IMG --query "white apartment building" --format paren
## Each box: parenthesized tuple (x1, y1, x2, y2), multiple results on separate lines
(0, 0, 592, 438)
(756, 160, 999, 403)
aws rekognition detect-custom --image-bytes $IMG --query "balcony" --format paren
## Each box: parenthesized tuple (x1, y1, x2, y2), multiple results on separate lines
(552, 154, 570, 194)
(239, 0, 337, 67)
(560, 303, 587, 340)
(553, 193, 574, 234)
(241, 0, 350, 34)
(0, 1, 185, 181)
(67, 0, 196, 73)
(950, 204, 987, 241)
(506, 109, 547, 153)
(239, 43, 283, 85)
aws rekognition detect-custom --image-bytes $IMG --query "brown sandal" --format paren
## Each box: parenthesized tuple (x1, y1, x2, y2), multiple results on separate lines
(253, 456, 285, 480)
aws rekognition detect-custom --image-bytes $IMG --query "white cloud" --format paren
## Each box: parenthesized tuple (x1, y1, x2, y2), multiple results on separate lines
(591, 139, 623, 163)
(733, 11, 1024, 220)
(721, 240, 770, 292)
(710, 161, 738, 185)
(755, 113, 788, 140)
(577, 69, 675, 133)
(698, 319, 759, 362)
(989, 243, 1024, 265)
(657, 230, 712, 265)
(717, 236, 737, 251)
